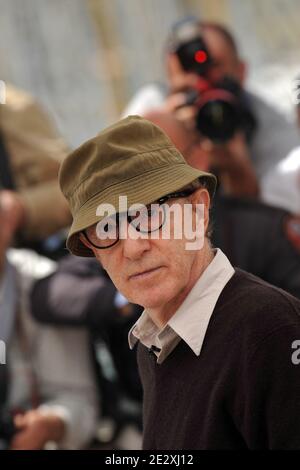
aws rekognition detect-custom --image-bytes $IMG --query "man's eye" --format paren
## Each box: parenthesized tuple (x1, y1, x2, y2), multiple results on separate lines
(96, 218, 118, 239)
(146, 207, 155, 217)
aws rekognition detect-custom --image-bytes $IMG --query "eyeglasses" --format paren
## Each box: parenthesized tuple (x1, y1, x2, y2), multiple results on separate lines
(82, 189, 196, 249)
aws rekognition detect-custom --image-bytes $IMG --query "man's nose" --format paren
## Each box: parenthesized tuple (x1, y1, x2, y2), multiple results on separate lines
(122, 224, 151, 260)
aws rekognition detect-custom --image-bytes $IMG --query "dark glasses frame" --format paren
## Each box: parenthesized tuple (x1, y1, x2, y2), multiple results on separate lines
(81, 188, 196, 250)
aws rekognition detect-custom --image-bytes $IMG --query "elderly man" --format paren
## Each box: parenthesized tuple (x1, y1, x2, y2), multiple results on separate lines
(59, 115, 300, 450)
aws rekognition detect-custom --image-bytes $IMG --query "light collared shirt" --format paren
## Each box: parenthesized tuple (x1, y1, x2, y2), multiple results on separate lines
(128, 248, 235, 364)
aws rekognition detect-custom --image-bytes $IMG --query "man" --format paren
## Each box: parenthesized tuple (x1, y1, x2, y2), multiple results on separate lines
(59, 115, 300, 449)
(0, 83, 71, 244)
(124, 18, 300, 194)
(0, 196, 97, 449)
(144, 110, 300, 299)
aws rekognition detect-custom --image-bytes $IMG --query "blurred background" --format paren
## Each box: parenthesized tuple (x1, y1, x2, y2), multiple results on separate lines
(1, 0, 300, 147)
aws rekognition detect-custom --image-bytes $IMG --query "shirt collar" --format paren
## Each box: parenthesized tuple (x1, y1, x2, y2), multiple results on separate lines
(128, 248, 235, 362)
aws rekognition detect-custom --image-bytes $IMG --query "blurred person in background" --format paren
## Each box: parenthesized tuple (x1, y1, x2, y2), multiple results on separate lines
(124, 17, 299, 199)
(258, 75, 300, 215)
(30, 253, 143, 449)
(0, 198, 97, 450)
(145, 110, 300, 299)
(0, 83, 72, 258)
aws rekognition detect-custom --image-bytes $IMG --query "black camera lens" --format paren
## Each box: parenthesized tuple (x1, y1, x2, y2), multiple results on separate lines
(196, 99, 240, 143)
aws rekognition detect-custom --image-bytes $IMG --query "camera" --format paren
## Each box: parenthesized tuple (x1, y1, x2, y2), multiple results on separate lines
(169, 18, 256, 143)
(175, 35, 212, 77)
(184, 76, 257, 143)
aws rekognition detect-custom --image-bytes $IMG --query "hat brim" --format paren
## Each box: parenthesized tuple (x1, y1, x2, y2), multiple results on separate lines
(66, 163, 217, 257)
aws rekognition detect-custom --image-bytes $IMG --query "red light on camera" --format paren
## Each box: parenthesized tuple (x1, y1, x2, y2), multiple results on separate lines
(194, 50, 207, 64)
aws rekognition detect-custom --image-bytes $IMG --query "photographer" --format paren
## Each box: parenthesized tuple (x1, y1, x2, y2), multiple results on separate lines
(0, 201, 98, 449)
(124, 18, 299, 197)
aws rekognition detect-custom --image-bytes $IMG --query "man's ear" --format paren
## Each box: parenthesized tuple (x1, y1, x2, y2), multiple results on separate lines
(191, 187, 210, 233)
(79, 232, 90, 249)
(191, 187, 210, 209)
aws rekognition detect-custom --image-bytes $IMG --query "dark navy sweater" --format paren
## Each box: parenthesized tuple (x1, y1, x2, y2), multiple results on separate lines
(138, 269, 300, 449)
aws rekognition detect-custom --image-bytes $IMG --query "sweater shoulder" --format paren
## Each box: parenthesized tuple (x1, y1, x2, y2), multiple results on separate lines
(214, 268, 300, 335)
(221, 268, 300, 307)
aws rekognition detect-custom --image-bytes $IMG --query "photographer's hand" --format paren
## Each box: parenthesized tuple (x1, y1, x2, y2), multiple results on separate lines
(10, 410, 65, 450)
(163, 92, 198, 130)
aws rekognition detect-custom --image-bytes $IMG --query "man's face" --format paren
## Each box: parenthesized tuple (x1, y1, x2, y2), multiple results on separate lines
(167, 28, 246, 93)
(80, 190, 210, 315)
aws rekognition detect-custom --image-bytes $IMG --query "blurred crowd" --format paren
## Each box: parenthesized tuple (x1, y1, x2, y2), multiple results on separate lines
(1, 16, 300, 449)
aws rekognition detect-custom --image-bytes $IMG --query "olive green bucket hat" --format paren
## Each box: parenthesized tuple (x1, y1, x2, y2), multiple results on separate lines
(59, 115, 217, 257)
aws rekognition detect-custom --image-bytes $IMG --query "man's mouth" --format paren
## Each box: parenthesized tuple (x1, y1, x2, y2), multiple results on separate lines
(129, 266, 163, 281)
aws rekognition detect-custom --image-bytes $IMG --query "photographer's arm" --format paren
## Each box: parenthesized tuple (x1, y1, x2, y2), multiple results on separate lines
(30, 256, 118, 328)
